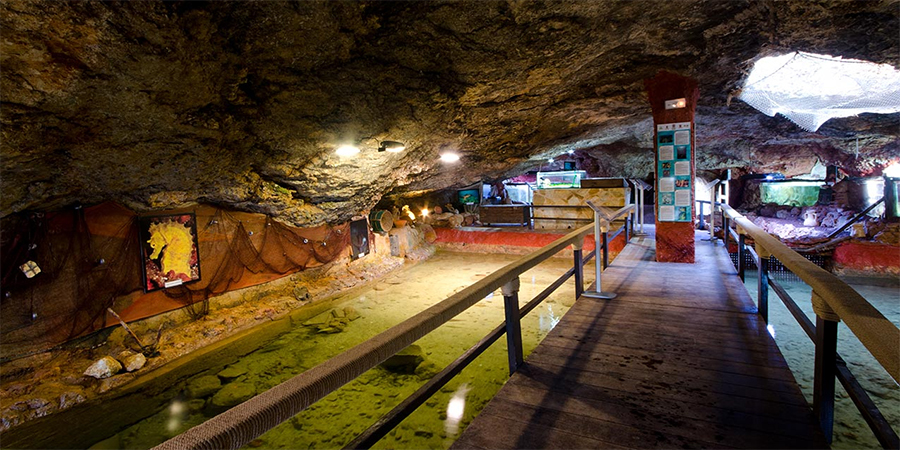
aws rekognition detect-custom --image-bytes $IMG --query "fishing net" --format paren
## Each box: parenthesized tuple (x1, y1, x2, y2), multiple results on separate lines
(0, 202, 349, 359)
(739, 51, 900, 132)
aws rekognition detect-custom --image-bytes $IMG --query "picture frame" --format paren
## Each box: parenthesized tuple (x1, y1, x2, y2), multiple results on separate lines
(138, 213, 201, 293)
(349, 218, 370, 260)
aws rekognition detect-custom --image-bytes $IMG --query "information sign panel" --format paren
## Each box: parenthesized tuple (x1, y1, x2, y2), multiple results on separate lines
(657, 122, 692, 222)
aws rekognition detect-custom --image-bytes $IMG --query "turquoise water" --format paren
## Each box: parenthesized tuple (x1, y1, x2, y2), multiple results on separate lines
(742, 270, 900, 449)
(91, 251, 583, 449)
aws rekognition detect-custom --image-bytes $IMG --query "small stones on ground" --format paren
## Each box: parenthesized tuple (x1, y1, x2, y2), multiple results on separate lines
(210, 382, 256, 409)
(58, 391, 85, 410)
(186, 375, 222, 398)
(217, 365, 247, 380)
(293, 285, 310, 301)
(380, 345, 425, 374)
(343, 306, 360, 321)
(187, 399, 206, 412)
(84, 356, 122, 379)
(117, 351, 146, 372)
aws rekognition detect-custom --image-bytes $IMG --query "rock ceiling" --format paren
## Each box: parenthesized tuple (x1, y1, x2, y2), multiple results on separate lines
(1, 1, 898, 226)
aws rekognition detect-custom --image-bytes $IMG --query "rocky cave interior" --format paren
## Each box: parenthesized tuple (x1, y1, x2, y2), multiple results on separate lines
(0, 0, 898, 448)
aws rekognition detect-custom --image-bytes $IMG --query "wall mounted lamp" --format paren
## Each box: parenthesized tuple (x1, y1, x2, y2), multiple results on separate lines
(665, 98, 687, 109)
(335, 145, 360, 157)
(378, 141, 406, 152)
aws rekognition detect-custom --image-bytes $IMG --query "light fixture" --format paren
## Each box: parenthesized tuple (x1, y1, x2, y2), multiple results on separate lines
(567, 149, 575, 155)
(440, 152, 460, 163)
(548, 158, 554, 163)
(335, 145, 360, 157)
(378, 141, 405, 153)
(665, 98, 687, 109)
(884, 162, 900, 178)
(421, 208, 429, 217)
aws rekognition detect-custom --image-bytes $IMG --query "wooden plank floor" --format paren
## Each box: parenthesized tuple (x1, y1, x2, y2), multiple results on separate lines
(452, 228, 828, 449)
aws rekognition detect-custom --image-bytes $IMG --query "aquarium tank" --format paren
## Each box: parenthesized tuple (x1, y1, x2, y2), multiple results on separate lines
(536, 170, 586, 189)
(457, 188, 481, 205)
(760, 181, 822, 207)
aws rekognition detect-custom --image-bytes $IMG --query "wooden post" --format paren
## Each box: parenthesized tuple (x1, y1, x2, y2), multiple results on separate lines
(738, 233, 746, 282)
(573, 241, 584, 299)
(814, 315, 838, 444)
(502, 277, 524, 375)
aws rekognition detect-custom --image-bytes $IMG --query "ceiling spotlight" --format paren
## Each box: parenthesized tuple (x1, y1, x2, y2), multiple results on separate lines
(567, 149, 575, 155)
(378, 141, 406, 153)
(335, 145, 360, 157)
(548, 158, 554, 163)
(440, 152, 460, 163)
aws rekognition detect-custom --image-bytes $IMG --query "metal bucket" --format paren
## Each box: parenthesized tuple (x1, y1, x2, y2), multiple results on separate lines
(369, 210, 393, 233)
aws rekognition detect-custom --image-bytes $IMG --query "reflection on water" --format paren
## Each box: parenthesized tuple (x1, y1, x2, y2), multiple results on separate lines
(539, 304, 561, 334)
(93, 251, 584, 449)
(444, 383, 470, 436)
(166, 400, 186, 434)
(743, 271, 899, 449)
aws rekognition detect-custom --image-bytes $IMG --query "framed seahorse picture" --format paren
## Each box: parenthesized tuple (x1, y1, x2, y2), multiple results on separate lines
(138, 213, 201, 292)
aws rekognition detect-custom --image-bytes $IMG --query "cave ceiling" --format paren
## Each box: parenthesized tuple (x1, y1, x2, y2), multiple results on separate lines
(1, 0, 898, 226)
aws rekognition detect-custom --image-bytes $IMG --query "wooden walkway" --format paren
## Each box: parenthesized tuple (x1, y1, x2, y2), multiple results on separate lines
(452, 230, 828, 449)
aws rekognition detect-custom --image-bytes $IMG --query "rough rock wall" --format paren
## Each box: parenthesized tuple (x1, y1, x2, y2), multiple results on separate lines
(2, 1, 897, 225)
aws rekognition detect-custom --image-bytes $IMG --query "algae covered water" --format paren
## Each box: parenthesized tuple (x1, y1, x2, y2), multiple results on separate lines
(92, 250, 582, 449)
(742, 271, 899, 449)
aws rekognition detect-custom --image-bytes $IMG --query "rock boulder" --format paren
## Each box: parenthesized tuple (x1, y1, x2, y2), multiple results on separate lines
(84, 356, 122, 379)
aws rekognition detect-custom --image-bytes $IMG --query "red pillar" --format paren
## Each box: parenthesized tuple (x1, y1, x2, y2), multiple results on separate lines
(645, 71, 699, 263)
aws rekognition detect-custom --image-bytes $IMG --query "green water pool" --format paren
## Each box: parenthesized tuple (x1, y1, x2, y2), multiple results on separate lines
(89, 251, 582, 449)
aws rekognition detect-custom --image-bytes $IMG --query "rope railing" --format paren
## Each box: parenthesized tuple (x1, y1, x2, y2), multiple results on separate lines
(153, 216, 618, 450)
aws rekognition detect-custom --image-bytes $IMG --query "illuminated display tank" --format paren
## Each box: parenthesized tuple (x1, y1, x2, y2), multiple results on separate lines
(760, 181, 822, 207)
(536, 170, 586, 189)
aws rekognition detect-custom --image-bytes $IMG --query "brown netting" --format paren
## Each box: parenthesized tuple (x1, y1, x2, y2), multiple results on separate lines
(0, 202, 349, 360)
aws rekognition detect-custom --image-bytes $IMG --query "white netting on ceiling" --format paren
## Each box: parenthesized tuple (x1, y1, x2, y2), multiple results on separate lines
(739, 52, 900, 132)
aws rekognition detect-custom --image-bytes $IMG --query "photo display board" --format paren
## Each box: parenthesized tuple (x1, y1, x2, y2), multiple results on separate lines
(657, 122, 692, 222)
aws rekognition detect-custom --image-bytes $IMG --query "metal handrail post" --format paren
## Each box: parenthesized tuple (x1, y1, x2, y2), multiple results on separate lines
(698, 201, 705, 230)
(639, 185, 645, 233)
(582, 208, 616, 300)
(758, 253, 769, 323)
(573, 243, 584, 299)
(737, 233, 746, 282)
(602, 230, 609, 270)
(723, 216, 730, 249)
(501, 277, 524, 375)
(814, 315, 838, 444)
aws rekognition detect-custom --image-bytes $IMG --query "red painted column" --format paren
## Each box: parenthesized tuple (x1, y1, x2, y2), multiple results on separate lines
(645, 71, 699, 263)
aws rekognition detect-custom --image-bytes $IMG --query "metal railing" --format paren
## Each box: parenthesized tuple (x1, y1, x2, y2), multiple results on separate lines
(154, 206, 633, 450)
(720, 203, 899, 449)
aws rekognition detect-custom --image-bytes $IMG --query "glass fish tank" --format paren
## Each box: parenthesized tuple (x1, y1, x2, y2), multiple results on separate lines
(760, 180, 822, 206)
(536, 170, 586, 189)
